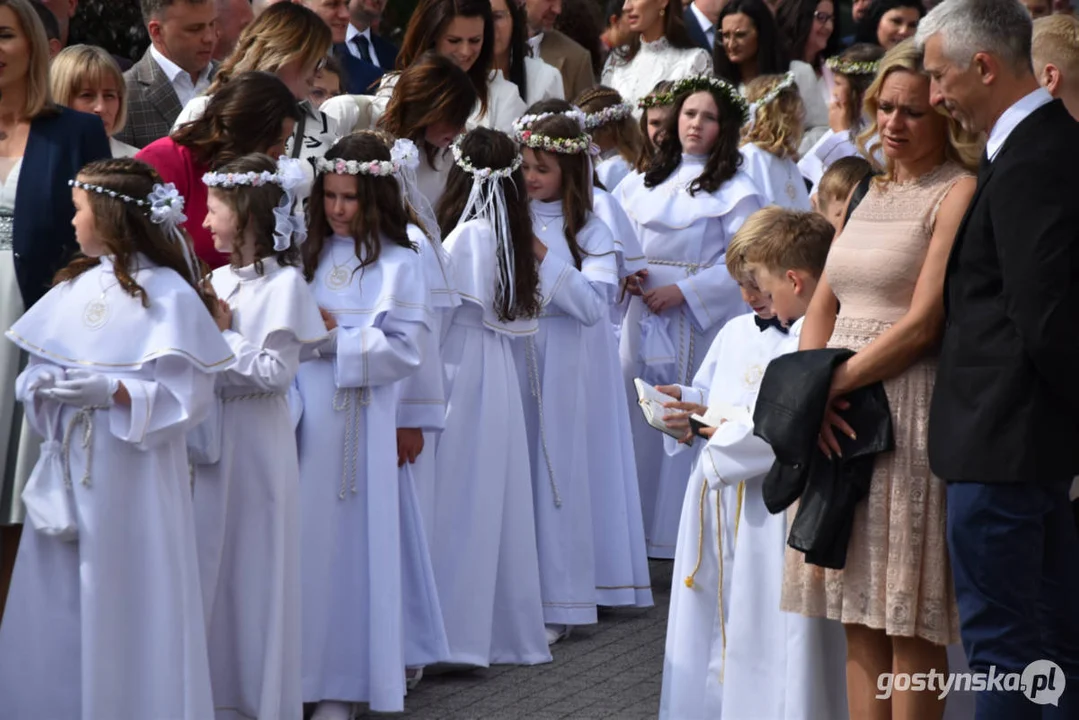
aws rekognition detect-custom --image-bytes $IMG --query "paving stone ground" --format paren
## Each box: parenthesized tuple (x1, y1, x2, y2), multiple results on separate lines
(356, 560, 674, 720)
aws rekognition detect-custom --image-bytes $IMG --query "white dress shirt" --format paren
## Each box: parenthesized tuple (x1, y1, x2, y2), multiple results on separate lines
(345, 23, 379, 67)
(690, 2, 715, 49)
(986, 87, 1053, 162)
(150, 45, 211, 108)
(528, 32, 544, 57)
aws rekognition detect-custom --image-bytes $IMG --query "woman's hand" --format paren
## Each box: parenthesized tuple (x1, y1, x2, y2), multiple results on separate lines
(397, 428, 424, 467)
(643, 284, 685, 314)
(817, 365, 857, 459)
(213, 299, 232, 332)
(319, 307, 338, 331)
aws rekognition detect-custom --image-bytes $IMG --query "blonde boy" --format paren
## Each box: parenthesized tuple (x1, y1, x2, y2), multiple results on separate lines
(1033, 14, 1079, 119)
(813, 155, 873, 232)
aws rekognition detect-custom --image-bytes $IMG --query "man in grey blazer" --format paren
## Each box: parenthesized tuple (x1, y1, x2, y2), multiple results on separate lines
(114, 0, 219, 149)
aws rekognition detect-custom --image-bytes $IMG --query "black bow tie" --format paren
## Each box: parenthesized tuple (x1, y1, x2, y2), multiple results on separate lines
(754, 315, 789, 334)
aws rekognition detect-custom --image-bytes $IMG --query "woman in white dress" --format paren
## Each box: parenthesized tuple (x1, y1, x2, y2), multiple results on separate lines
(601, 0, 713, 111)
(776, 0, 840, 153)
(376, 0, 527, 133)
(0, 158, 232, 720)
(172, 2, 337, 164)
(740, 73, 813, 210)
(616, 75, 765, 559)
(193, 154, 326, 720)
(427, 126, 552, 667)
(514, 111, 619, 644)
(297, 133, 431, 720)
(376, 53, 478, 208)
(49, 44, 138, 158)
(578, 86, 642, 192)
(798, 44, 883, 188)
(491, 0, 564, 105)
(713, 0, 790, 91)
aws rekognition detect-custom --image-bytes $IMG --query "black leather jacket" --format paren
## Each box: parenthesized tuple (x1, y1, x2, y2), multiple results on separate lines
(752, 348, 894, 569)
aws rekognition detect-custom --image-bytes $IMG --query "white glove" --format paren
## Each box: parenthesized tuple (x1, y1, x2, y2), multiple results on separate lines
(23, 364, 64, 396)
(40, 369, 118, 407)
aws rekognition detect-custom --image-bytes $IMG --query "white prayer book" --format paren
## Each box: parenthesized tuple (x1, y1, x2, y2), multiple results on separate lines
(633, 378, 684, 440)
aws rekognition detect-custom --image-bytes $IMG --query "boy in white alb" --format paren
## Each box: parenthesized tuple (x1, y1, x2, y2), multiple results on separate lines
(658, 207, 846, 720)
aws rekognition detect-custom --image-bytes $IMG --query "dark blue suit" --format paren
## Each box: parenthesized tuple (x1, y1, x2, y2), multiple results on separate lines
(13, 107, 111, 308)
(334, 32, 398, 95)
(683, 5, 713, 53)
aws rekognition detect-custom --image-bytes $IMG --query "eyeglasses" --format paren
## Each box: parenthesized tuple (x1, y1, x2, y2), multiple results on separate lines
(814, 11, 835, 24)
(721, 29, 756, 43)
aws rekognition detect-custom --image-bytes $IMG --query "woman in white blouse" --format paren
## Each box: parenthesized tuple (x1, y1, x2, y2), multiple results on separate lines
(49, 45, 138, 158)
(491, 0, 564, 105)
(601, 0, 713, 111)
(375, 0, 526, 134)
(776, 0, 839, 153)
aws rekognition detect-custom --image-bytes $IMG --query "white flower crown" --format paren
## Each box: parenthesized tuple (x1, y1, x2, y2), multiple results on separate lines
(450, 137, 523, 180)
(746, 72, 798, 122)
(70, 179, 187, 233)
(583, 102, 635, 131)
(201, 156, 310, 252)
(669, 74, 750, 123)
(315, 138, 420, 177)
(512, 109, 596, 156)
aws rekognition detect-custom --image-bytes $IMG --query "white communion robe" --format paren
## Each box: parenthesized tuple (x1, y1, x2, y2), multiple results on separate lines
(430, 219, 552, 666)
(616, 156, 764, 558)
(297, 233, 430, 713)
(585, 189, 653, 609)
(193, 257, 327, 720)
(395, 225, 454, 669)
(597, 153, 633, 194)
(0, 255, 234, 720)
(512, 201, 618, 626)
(740, 143, 813, 211)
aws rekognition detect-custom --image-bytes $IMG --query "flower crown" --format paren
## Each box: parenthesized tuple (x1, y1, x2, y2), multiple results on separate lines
(638, 89, 675, 111)
(314, 138, 421, 177)
(70, 179, 187, 234)
(450, 137, 523, 180)
(825, 56, 881, 76)
(202, 156, 310, 252)
(512, 109, 595, 155)
(583, 101, 635, 130)
(747, 72, 798, 120)
(669, 74, 750, 123)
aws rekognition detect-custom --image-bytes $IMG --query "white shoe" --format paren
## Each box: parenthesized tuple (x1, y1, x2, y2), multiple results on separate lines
(311, 700, 355, 720)
(545, 624, 571, 645)
(406, 666, 424, 690)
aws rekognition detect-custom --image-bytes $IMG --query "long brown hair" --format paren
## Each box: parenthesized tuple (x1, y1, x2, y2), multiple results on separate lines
(635, 79, 675, 173)
(524, 101, 594, 271)
(205, 154, 301, 273)
(610, 0, 697, 64)
(172, 71, 302, 168)
(57, 158, 216, 314)
(377, 52, 477, 169)
(436, 127, 541, 321)
(576, 85, 643, 169)
(303, 132, 418, 281)
(207, 2, 331, 96)
(396, 0, 494, 117)
(646, 87, 744, 194)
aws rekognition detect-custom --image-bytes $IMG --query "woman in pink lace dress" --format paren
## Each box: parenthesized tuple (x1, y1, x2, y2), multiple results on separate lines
(781, 39, 982, 720)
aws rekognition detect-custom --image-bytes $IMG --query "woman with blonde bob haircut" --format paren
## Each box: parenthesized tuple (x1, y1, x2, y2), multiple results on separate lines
(0, 0, 110, 613)
(172, 1, 335, 162)
(50, 44, 135, 158)
(781, 37, 981, 720)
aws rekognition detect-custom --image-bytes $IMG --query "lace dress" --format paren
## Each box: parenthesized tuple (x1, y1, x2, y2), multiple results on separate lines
(601, 37, 712, 114)
(780, 162, 970, 645)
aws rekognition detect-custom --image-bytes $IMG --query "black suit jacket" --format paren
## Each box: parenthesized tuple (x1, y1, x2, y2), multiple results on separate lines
(335, 33, 398, 95)
(928, 99, 1079, 484)
(682, 5, 712, 53)
(14, 107, 111, 307)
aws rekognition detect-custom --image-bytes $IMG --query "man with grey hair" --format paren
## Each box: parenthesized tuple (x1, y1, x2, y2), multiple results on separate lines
(918, 0, 1079, 717)
(213, 0, 254, 60)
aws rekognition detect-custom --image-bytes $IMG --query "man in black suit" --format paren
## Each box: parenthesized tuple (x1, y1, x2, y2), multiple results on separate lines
(919, 0, 1079, 717)
(339, 0, 397, 94)
(683, 0, 721, 52)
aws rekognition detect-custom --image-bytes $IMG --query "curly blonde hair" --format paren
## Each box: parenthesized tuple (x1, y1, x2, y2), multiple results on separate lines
(740, 74, 805, 161)
(856, 39, 982, 182)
